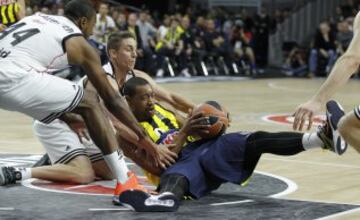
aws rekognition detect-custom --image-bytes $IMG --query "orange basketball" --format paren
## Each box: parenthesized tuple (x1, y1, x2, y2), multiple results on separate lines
(192, 101, 230, 139)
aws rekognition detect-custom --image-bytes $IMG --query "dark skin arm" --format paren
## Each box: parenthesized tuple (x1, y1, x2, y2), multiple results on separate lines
(60, 113, 90, 143)
(65, 36, 165, 166)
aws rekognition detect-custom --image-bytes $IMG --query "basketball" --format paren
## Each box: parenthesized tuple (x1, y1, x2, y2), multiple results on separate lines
(192, 101, 230, 139)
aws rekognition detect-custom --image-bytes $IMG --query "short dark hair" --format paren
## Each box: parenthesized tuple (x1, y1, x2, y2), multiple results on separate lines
(123, 77, 150, 97)
(64, 0, 96, 21)
(107, 31, 136, 54)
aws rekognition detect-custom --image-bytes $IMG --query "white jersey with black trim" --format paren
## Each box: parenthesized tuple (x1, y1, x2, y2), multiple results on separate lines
(0, 12, 82, 73)
(103, 61, 134, 80)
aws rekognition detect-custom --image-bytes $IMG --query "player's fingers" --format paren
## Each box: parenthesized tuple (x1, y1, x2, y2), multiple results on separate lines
(160, 161, 167, 169)
(192, 124, 211, 129)
(307, 112, 314, 130)
(165, 154, 176, 165)
(190, 112, 204, 119)
(293, 109, 302, 130)
(298, 111, 310, 131)
(191, 117, 210, 126)
(166, 150, 177, 160)
(294, 108, 307, 130)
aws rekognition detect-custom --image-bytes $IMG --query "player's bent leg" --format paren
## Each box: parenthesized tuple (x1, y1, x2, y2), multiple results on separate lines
(72, 88, 117, 155)
(0, 155, 95, 185)
(92, 160, 113, 180)
(31, 155, 95, 184)
(338, 109, 360, 153)
(72, 89, 146, 203)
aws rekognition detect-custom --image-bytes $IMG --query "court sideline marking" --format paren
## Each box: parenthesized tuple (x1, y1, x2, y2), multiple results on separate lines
(0, 207, 15, 211)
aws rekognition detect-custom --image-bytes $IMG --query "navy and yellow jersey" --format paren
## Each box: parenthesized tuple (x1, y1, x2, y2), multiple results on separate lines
(0, 0, 20, 26)
(140, 103, 180, 144)
(140, 103, 196, 185)
(140, 103, 179, 185)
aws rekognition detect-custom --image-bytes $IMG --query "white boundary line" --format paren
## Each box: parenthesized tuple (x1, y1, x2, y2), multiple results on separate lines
(0, 207, 15, 211)
(22, 171, 297, 204)
(314, 207, 360, 220)
(268, 81, 315, 93)
(207, 170, 298, 207)
(210, 199, 253, 206)
(262, 157, 360, 169)
(281, 197, 360, 206)
(255, 170, 298, 198)
(267, 80, 360, 97)
(88, 208, 130, 211)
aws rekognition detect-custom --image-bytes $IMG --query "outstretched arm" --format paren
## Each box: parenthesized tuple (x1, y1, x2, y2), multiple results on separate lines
(293, 12, 360, 131)
(65, 36, 163, 164)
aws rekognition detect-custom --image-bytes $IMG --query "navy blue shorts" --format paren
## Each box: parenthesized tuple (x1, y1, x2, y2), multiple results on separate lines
(162, 132, 254, 199)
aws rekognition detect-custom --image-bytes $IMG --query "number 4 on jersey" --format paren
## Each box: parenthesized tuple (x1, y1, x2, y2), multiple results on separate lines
(0, 22, 40, 46)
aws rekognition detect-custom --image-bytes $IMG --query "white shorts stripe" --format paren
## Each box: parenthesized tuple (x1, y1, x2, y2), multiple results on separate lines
(40, 86, 84, 124)
(54, 149, 87, 164)
(354, 106, 360, 121)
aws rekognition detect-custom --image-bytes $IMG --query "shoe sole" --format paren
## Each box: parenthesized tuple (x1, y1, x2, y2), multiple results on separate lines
(326, 100, 348, 155)
(119, 190, 179, 212)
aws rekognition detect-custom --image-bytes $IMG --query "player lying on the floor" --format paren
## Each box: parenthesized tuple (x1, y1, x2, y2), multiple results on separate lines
(116, 77, 347, 212)
(0, 32, 194, 204)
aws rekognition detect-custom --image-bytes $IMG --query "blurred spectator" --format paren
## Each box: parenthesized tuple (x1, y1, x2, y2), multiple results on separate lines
(230, 20, 257, 74)
(137, 10, 157, 50)
(57, 7, 64, 16)
(158, 15, 171, 40)
(122, 13, 151, 72)
(309, 21, 337, 76)
(92, 3, 117, 44)
(336, 20, 353, 56)
(26, 6, 33, 16)
(123, 13, 142, 48)
(203, 18, 234, 74)
(41, 6, 50, 14)
(282, 43, 307, 77)
(222, 14, 234, 38)
(253, 8, 273, 67)
(340, 0, 356, 19)
(115, 12, 127, 30)
(194, 16, 206, 36)
(178, 15, 206, 76)
(155, 17, 184, 77)
(334, 6, 345, 23)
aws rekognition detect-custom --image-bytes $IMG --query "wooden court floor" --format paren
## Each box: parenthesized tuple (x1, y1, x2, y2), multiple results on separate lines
(0, 78, 359, 219)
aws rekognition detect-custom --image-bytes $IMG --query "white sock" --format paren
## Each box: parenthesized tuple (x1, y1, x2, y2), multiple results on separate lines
(302, 133, 323, 150)
(15, 168, 32, 180)
(103, 150, 129, 184)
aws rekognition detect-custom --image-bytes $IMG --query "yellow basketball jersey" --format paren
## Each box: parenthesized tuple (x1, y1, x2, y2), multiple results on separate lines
(0, 1, 19, 26)
(140, 104, 180, 185)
